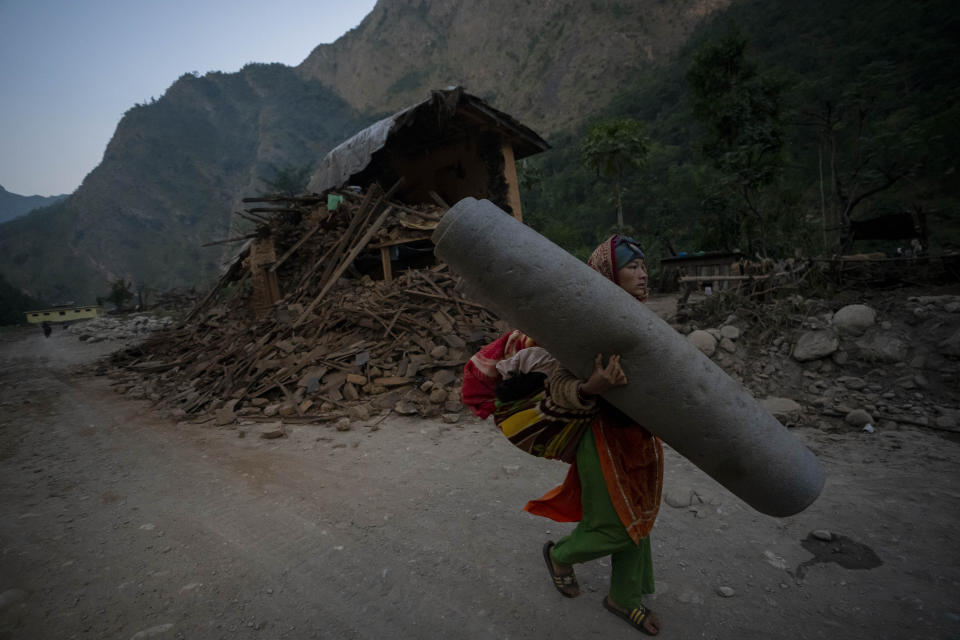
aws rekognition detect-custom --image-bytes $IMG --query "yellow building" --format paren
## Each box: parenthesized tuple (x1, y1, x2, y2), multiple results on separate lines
(24, 305, 103, 324)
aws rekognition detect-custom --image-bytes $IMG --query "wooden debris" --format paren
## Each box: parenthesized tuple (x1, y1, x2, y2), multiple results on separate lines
(108, 183, 503, 423)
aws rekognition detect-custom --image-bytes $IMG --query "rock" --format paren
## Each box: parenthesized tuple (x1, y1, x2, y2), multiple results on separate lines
(444, 398, 463, 412)
(419, 380, 435, 392)
(717, 586, 736, 598)
(441, 413, 461, 424)
(855, 332, 910, 363)
(720, 325, 741, 340)
(431, 369, 457, 386)
(429, 388, 448, 404)
(664, 488, 695, 508)
(687, 330, 717, 357)
(215, 407, 236, 426)
(763, 550, 788, 571)
(393, 401, 419, 416)
(792, 330, 839, 361)
(279, 404, 298, 417)
(862, 423, 876, 433)
(895, 376, 916, 389)
(832, 350, 849, 365)
(347, 404, 370, 421)
(719, 337, 736, 353)
(832, 304, 876, 336)
(844, 409, 873, 427)
(335, 418, 352, 432)
(812, 529, 833, 541)
(430, 345, 449, 359)
(259, 423, 286, 439)
(841, 377, 866, 390)
(263, 404, 280, 417)
(760, 397, 802, 419)
(250, 397, 269, 407)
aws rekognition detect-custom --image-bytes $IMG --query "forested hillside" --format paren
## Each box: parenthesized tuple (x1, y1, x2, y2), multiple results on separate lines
(0, 0, 955, 307)
(0, 186, 66, 224)
(520, 0, 959, 273)
(0, 65, 364, 304)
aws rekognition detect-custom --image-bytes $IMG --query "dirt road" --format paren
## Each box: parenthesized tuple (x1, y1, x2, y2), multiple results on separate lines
(1, 327, 958, 639)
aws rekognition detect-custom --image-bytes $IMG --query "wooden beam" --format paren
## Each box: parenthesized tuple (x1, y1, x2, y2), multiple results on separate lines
(295, 206, 395, 326)
(380, 246, 393, 283)
(501, 140, 523, 221)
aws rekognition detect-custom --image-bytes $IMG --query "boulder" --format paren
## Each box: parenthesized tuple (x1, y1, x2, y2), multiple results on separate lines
(832, 304, 876, 336)
(687, 330, 717, 357)
(844, 409, 873, 427)
(720, 325, 741, 340)
(760, 397, 802, 420)
(792, 331, 839, 362)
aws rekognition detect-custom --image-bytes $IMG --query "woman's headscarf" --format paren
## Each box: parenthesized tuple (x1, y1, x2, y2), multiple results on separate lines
(587, 235, 648, 301)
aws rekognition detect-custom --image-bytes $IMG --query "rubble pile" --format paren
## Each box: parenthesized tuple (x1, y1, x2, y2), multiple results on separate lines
(68, 314, 175, 342)
(106, 184, 504, 426)
(677, 291, 960, 434)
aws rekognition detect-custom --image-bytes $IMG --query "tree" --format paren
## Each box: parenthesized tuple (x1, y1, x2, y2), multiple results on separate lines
(106, 278, 134, 311)
(797, 62, 917, 253)
(687, 31, 785, 255)
(259, 162, 313, 196)
(581, 117, 649, 230)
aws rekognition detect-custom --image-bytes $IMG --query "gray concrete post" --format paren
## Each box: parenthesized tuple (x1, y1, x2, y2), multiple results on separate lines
(433, 198, 824, 517)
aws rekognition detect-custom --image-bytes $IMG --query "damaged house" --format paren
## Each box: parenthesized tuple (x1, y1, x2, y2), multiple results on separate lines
(116, 88, 550, 423)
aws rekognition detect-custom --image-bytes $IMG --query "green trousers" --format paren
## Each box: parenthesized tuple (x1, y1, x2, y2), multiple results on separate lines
(550, 428, 654, 607)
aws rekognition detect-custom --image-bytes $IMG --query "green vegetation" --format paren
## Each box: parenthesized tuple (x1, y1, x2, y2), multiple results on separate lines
(0, 272, 41, 325)
(259, 162, 314, 196)
(521, 0, 959, 274)
(102, 278, 134, 311)
(581, 118, 649, 231)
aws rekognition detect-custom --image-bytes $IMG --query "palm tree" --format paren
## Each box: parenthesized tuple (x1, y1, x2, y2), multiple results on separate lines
(581, 117, 649, 229)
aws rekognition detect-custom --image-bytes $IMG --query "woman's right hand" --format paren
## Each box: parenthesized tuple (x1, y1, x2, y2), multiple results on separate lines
(579, 354, 628, 396)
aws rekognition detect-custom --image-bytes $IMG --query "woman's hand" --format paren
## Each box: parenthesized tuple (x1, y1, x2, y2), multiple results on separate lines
(579, 354, 628, 396)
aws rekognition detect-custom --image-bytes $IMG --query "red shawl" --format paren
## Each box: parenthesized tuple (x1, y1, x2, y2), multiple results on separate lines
(463, 236, 663, 543)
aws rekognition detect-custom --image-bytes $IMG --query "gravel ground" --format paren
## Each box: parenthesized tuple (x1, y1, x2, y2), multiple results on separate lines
(1, 325, 958, 639)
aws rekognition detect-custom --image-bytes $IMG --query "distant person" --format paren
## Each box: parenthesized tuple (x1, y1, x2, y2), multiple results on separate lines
(42, 321, 52, 338)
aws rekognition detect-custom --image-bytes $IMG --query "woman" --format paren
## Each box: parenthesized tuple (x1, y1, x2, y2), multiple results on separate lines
(462, 235, 664, 636)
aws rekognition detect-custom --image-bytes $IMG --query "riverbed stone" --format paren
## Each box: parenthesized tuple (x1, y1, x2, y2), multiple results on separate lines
(688, 330, 717, 357)
(845, 409, 873, 427)
(792, 330, 839, 361)
(832, 304, 876, 336)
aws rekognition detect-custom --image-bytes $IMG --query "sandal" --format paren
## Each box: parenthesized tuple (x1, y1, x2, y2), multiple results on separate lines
(542, 541, 579, 598)
(603, 596, 660, 636)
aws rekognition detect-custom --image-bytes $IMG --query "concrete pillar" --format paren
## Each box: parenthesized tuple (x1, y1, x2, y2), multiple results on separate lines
(433, 198, 824, 517)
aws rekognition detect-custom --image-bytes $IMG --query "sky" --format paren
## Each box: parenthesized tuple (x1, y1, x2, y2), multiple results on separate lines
(0, 0, 378, 197)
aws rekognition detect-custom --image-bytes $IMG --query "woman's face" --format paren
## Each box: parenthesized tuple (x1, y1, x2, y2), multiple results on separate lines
(617, 259, 648, 299)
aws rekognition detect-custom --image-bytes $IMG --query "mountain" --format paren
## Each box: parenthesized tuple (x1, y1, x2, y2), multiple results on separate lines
(0, 186, 66, 224)
(0, 65, 365, 303)
(1, 0, 955, 303)
(0, 0, 727, 304)
(297, 0, 733, 135)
